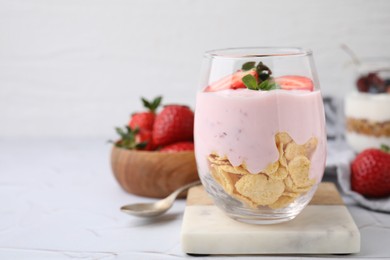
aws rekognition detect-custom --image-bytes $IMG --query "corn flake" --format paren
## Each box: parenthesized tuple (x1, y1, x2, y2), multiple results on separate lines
(288, 155, 311, 186)
(262, 161, 279, 176)
(304, 137, 318, 159)
(232, 191, 258, 209)
(275, 132, 292, 146)
(235, 174, 285, 206)
(269, 166, 288, 180)
(284, 142, 306, 161)
(208, 153, 229, 165)
(219, 165, 248, 175)
(210, 164, 236, 194)
(278, 143, 288, 167)
(269, 195, 296, 209)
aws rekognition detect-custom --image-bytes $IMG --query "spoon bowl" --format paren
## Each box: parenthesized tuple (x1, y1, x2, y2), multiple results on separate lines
(120, 181, 201, 217)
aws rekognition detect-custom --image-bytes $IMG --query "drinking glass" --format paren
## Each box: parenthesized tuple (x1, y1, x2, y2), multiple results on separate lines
(344, 58, 390, 152)
(194, 47, 327, 224)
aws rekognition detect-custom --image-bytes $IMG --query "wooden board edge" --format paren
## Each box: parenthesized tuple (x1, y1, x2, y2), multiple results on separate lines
(186, 182, 344, 206)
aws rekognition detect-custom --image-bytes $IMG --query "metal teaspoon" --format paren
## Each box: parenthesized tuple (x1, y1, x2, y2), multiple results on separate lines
(120, 180, 201, 217)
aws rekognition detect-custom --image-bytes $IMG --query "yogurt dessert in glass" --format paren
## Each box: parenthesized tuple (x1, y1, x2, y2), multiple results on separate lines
(194, 47, 327, 224)
(345, 58, 390, 152)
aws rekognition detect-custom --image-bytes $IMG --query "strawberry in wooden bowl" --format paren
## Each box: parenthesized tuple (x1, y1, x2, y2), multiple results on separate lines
(110, 96, 199, 198)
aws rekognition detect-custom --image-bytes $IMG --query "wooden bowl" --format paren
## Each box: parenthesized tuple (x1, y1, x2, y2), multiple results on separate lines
(110, 146, 199, 198)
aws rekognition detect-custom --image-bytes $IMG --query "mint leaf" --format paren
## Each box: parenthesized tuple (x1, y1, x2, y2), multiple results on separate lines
(240, 61, 279, 91)
(271, 82, 280, 90)
(242, 74, 258, 90)
(258, 80, 278, 91)
(242, 62, 256, 71)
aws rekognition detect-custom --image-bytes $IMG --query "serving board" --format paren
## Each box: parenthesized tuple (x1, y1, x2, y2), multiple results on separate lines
(181, 182, 360, 255)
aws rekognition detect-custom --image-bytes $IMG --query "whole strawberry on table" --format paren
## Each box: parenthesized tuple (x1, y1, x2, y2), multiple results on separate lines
(114, 96, 194, 152)
(350, 144, 390, 198)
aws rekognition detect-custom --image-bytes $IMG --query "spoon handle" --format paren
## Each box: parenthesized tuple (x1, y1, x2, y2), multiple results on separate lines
(166, 180, 202, 203)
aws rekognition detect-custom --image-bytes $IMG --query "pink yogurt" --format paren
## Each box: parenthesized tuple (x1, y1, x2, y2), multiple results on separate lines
(194, 89, 327, 181)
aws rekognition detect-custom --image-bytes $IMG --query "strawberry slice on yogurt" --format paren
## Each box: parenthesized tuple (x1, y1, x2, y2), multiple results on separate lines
(275, 76, 314, 91)
(205, 70, 257, 92)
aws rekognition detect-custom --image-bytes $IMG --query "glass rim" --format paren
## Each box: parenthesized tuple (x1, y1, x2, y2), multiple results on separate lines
(204, 47, 313, 59)
(353, 57, 390, 66)
(353, 57, 390, 72)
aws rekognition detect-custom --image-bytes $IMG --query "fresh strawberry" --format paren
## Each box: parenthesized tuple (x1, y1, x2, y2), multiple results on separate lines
(275, 76, 314, 91)
(205, 70, 257, 92)
(160, 142, 194, 152)
(129, 113, 155, 131)
(135, 129, 154, 151)
(129, 96, 162, 131)
(351, 145, 390, 198)
(153, 105, 194, 146)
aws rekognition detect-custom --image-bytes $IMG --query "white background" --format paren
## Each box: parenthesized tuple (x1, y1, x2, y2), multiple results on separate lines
(1, 0, 389, 138)
(1, 2, 390, 259)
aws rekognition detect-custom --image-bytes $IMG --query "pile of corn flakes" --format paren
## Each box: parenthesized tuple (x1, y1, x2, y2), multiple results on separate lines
(208, 132, 318, 209)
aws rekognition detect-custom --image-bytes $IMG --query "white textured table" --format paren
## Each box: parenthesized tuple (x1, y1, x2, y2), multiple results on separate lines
(1, 138, 389, 259)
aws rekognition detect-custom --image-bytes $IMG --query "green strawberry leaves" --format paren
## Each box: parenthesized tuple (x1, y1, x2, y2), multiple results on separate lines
(241, 61, 279, 91)
(110, 96, 163, 150)
(381, 144, 390, 153)
(142, 96, 162, 113)
(112, 126, 148, 150)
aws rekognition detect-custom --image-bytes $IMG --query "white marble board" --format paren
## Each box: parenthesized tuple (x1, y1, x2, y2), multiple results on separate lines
(181, 183, 360, 255)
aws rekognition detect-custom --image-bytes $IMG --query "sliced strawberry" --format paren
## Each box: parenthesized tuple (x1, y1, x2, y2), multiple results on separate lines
(275, 76, 314, 91)
(205, 70, 257, 92)
(160, 142, 194, 152)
